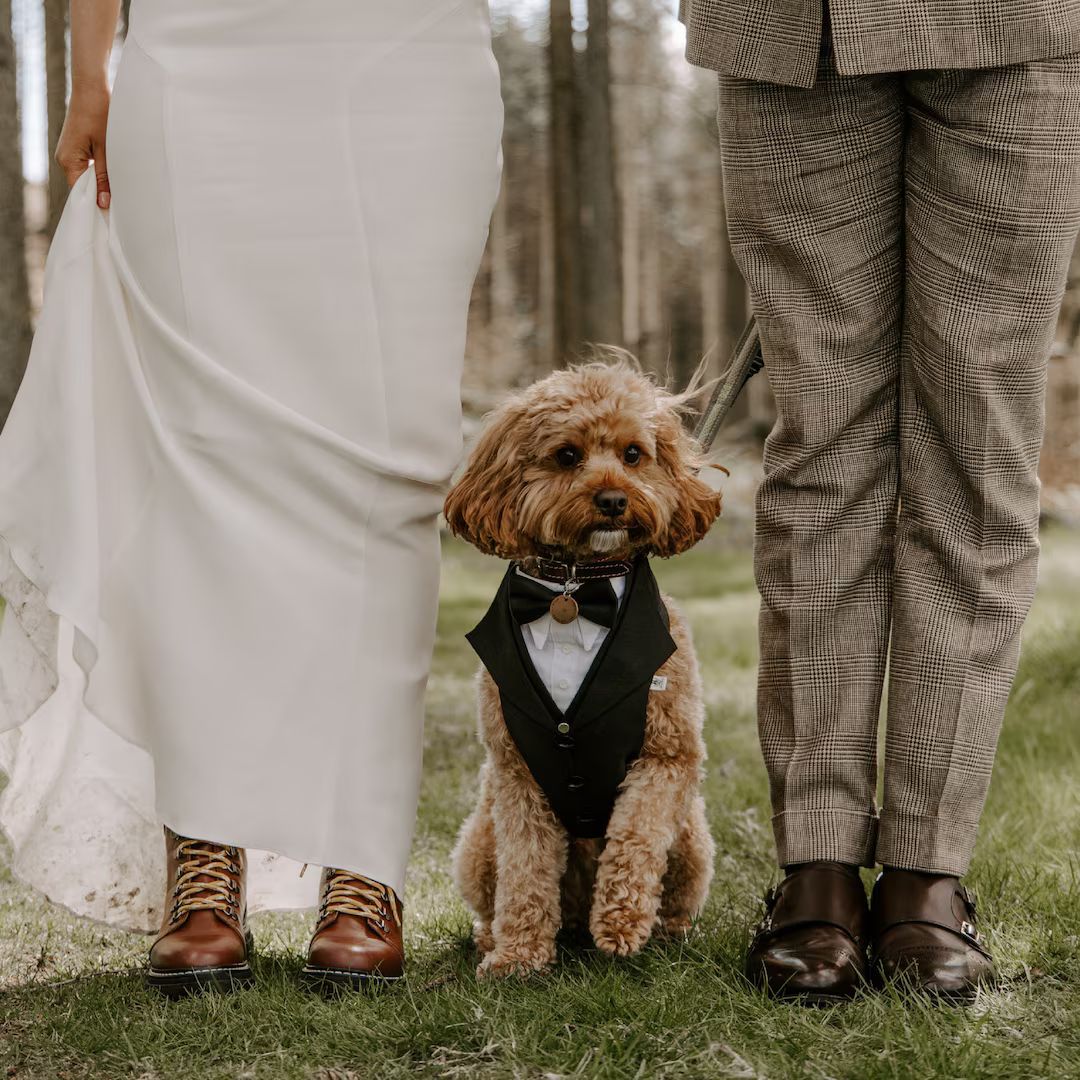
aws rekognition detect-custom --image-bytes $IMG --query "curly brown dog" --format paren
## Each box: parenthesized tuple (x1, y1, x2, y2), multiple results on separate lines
(443, 356, 723, 979)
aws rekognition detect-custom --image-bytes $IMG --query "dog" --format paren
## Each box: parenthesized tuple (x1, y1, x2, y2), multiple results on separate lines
(442, 355, 724, 978)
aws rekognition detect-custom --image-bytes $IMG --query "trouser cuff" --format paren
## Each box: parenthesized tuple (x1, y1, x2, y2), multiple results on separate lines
(875, 810, 978, 877)
(771, 809, 878, 869)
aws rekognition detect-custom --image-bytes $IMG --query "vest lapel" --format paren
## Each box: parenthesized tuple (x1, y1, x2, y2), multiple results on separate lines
(564, 554, 677, 730)
(465, 562, 559, 734)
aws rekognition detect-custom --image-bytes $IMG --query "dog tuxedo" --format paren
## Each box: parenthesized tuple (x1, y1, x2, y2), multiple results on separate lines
(465, 553, 677, 837)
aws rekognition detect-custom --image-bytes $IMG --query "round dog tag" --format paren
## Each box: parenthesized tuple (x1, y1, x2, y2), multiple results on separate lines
(549, 594, 579, 624)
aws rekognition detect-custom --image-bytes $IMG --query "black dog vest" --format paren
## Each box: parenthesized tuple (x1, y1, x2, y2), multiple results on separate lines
(465, 553, 678, 838)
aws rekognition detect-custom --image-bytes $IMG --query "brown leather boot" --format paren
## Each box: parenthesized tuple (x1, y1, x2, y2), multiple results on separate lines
(870, 868, 996, 1002)
(299, 867, 405, 992)
(146, 826, 254, 997)
(745, 861, 871, 1004)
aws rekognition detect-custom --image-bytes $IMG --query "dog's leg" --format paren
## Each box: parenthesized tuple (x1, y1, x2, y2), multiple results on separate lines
(658, 793, 714, 936)
(561, 838, 602, 944)
(589, 759, 686, 957)
(452, 762, 497, 955)
(477, 765, 568, 980)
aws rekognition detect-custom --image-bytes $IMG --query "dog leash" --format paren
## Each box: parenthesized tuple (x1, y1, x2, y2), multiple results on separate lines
(691, 315, 764, 455)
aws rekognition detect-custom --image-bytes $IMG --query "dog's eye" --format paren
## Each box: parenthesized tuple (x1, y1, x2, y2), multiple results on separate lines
(555, 446, 581, 468)
(624, 444, 642, 465)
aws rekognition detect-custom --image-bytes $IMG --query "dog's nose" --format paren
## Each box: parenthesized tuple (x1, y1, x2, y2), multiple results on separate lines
(594, 489, 628, 518)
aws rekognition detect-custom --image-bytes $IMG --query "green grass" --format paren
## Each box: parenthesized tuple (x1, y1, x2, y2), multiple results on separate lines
(2, 528, 1079, 1079)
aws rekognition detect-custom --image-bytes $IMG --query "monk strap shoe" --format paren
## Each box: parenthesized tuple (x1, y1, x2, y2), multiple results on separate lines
(745, 861, 871, 1005)
(870, 868, 996, 1002)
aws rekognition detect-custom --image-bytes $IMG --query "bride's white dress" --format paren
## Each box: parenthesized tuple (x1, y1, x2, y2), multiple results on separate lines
(0, 0, 503, 933)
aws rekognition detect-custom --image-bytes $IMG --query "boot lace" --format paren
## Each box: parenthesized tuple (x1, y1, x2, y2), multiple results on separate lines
(319, 868, 401, 931)
(170, 838, 242, 924)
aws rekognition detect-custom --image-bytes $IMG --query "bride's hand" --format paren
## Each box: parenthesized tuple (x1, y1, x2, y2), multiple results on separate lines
(56, 84, 111, 209)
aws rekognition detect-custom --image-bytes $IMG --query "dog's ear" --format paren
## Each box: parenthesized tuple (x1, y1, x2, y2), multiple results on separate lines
(650, 406, 724, 558)
(443, 399, 524, 558)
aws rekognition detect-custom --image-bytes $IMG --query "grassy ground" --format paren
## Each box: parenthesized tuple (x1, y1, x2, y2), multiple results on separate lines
(1, 527, 1079, 1079)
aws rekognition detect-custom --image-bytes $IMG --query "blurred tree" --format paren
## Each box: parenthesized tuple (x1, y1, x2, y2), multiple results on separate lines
(0, 0, 32, 429)
(613, 0, 676, 370)
(44, 0, 67, 236)
(581, 0, 622, 346)
(464, 11, 548, 403)
(548, 0, 582, 365)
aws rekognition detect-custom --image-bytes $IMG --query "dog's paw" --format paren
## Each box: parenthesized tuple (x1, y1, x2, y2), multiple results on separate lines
(590, 906, 656, 957)
(473, 921, 495, 956)
(476, 946, 554, 980)
(657, 914, 694, 938)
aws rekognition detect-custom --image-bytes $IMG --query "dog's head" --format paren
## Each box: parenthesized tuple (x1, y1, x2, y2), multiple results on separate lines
(444, 355, 724, 562)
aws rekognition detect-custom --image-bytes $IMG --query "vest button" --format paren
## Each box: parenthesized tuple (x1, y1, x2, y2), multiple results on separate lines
(567, 776, 585, 791)
(556, 736, 574, 750)
(557, 722, 570, 734)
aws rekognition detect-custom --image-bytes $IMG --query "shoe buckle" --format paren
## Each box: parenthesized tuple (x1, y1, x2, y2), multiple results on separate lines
(960, 920, 980, 944)
(755, 886, 779, 935)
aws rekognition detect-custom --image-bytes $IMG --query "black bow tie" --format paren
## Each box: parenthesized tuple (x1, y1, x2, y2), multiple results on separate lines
(508, 571, 619, 628)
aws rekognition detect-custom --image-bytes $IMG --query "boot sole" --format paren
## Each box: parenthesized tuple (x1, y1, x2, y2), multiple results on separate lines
(298, 964, 404, 994)
(145, 961, 255, 998)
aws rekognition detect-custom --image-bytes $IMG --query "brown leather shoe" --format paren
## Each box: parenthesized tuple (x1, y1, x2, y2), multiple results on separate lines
(745, 861, 871, 1004)
(299, 867, 405, 992)
(146, 827, 254, 997)
(870, 868, 996, 1002)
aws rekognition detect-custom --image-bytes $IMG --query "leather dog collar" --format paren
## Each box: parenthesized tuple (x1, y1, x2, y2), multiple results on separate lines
(516, 553, 634, 585)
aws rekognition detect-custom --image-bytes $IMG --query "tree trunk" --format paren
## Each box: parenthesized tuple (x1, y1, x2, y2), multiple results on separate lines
(548, 0, 582, 365)
(0, 0, 33, 429)
(490, 178, 515, 347)
(639, 195, 663, 371)
(581, 0, 621, 346)
(538, 155, 556, 375)
(44, 0, 68, 237)
(621, 144, 641, 353)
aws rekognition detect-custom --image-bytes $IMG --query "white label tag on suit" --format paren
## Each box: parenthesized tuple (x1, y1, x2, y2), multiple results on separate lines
(650, 674, 668, 691)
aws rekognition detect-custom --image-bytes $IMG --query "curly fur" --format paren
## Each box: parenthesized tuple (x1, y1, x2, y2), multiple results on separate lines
(445, 356, 722, 979)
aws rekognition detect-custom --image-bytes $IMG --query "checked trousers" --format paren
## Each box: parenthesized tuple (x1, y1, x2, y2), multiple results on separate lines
(716, 8, 1080, 875)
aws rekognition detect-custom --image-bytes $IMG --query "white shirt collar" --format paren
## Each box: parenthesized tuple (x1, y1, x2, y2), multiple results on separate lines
(513, 566, 627, 652)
